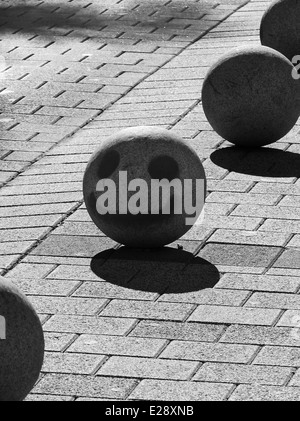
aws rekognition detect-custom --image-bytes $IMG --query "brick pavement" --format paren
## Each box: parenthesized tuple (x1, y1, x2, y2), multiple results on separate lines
(1, 0, 300, 401)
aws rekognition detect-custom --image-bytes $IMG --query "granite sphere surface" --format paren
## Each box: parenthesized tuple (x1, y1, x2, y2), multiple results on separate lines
(260, 0, 300, 61)
(83, 126, 207, 247)
(202, 46, 300, 147)
(0, 276, 44, 401)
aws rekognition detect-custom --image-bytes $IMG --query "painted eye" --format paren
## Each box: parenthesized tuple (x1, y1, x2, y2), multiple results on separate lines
(148, 155, 179, 181)
(97, 150, 120, 179)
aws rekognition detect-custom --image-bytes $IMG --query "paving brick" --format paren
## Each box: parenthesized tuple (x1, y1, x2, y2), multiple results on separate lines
(0, 141, 54, 153)
(4, 151, 41, 162)
(199, 266, 266, 275)
(44, 333, 77, 352)
(67, 209, 93, 222)
(0, 214, 62, 230)
(194, 363, 292, 386)
(47, 265, 102, 281)
(0, 171, 17, 184)
(101, 299, 194, 322)
(11, 172, 83, 185)
(0, 240, 33, 255)
(279, 196, 300, 207)
(0, 191, 82, 206)
(159, 288, 249, 306)
(217, 273, 300, 293)
(207, 192, 280, 206)
(33, 374, 138, 400)
(251, 182, 300, 196)
(273, 250, 300, 269)
(43, 315, 136, 336)
(179, 225, 214, 242)
(23, 163, 86, 176)
(23, 255, 91, 266)
(98, 356, 198, 380)
(245, 293, 300, 310)
(31, 235, 117, 257)
(220, 325, 300, 347)
(42, 352, 105, 375)
(277, 310, 300, 328)
(286, 235, 300, 248)
(29, 296, 107, 316)
(0, 160, 30, 172)
(68, 334, 166, 358)
(289, 370, 300, 386)
(38, 154, 90, 165)
(0, 182, 82, 196)
(209, 229, 289, 247)
(229, 384, 300, 401)
(267, 268, 300, 277)
(0, 227, 49, 243)
(129, 380, 233, 401)
(73, 281, 158, 301)
(5, 262, 55, 278)
(130, 321, 226, 343)
(254, 346, 300, 367)
(74, 397, 117, 401)
(160, 341, 258, 364)
(188, 305, 281, 326)
(6, 278, 78, 297)
(0, 203, 77, 217)
(0, 254, 20, 270)
(198, 243, 282, 267)
(203, 215, 262, 231)
(232, 205, 300, 220)
(25, 394, 74, 402)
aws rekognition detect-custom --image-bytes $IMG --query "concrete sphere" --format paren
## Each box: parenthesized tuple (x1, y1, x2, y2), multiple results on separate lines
(83, 126, 206, 248)
(202, 46, 300, 147)
(0, 277, 44, 401)
(260, 0, 300, 61)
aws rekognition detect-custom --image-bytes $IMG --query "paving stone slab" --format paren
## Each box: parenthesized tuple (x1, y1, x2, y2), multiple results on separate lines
(160, 340, 258, 364)
(43, 315, 136, 336)
(194, 363, 292, 386)
(129, 321, 226, 343)
(188, 305, 281, 326)
(229, 385, 300, 401)
(220, 325, 300, 347)
(129, 379, 234, 401)
(97, 356, 199, 381)
(198, 243, 282, 267)
(33, 374, 138, 400)
(68, 334, 167, 358)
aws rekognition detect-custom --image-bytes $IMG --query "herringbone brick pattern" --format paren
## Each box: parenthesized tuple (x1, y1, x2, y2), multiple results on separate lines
(1, 0, 300, 401)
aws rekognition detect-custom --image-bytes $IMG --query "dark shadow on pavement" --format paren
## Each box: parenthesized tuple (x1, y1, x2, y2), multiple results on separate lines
(210, 146, 300, 178)
(91, 246, 220, 294)
(0, 1, 217, 39)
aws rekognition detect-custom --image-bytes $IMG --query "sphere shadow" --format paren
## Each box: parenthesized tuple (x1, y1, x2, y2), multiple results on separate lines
(91, 246, 220, 294)
(210, 146, 300, 178)
(0, 1, 214, 39)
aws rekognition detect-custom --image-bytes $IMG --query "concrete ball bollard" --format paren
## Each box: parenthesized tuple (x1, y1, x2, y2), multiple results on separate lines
(202, 46, 300, 147)
(0, 276, 44, 401)
(83, 126, 207, 248)
(260, 0, 300, 62)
